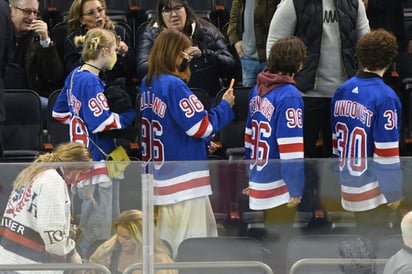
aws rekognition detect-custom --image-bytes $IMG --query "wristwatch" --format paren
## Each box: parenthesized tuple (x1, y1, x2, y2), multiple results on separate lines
(40, 37, 51, 47)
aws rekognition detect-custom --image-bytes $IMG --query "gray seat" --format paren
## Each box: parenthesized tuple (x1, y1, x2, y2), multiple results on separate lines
(2, 89, 43, 162)
(176, 236, 267, 274)
(287, 234, 374, 274)
(46, 89, 70, 148)
(376, 234, 403, 274)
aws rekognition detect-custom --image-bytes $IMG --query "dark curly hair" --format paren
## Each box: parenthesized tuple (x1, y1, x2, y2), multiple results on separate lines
(267, 36, 307, 75)
(356, 29, 398, 71)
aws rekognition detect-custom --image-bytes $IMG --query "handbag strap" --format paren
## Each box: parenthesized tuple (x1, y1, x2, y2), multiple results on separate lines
(67, 69, 108, 159)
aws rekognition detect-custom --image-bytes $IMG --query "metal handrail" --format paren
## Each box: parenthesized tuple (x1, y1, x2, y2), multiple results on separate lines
(0, 263, 111, 273)
(123, 261, 274, 274)
(289, 258, 388, 274)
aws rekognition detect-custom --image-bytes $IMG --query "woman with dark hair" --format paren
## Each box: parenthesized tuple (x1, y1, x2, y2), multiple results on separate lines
(136, 0, 236, 98)
(140, 28, 235, 256)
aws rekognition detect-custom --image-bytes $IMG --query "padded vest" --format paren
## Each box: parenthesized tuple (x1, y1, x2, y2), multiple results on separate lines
(292, 0, 358, 92)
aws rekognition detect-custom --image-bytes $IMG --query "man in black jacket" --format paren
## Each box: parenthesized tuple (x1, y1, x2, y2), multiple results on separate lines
(5, 0, 64, 100)
(0, 0, 13, 159)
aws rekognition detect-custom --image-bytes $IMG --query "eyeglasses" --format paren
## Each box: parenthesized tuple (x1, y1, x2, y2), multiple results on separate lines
(82, 6, 105, 17)
(13, 6, 40, 17)
(162, 5, 184, 15)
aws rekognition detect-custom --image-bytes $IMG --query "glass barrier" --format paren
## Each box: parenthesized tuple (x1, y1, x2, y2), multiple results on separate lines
(0, 157, 410, 274)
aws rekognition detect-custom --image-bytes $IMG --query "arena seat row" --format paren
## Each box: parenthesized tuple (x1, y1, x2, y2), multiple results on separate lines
(40, 0, 233, 31)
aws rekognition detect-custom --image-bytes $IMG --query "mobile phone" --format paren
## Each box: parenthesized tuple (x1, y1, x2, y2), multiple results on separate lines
(229, 78, 235, 89)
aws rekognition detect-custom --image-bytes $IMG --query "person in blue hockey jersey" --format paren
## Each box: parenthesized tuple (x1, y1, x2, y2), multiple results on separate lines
(244, 36, 306, 211)
(331, 29, 403, 229)
(52, 27, 135, 257)
(140, 28, 235, 257)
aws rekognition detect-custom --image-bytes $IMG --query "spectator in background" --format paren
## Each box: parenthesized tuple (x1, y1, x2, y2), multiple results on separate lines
(227, 0, 280, 87)
(53, 27, 135, 257)
(140, 28, 235, 256)
(364, 0, 410, 146)
(364, 0, 407, 59)
(0, 142, 91, 267)
(266, 0, 370, 227)
(136, 0, 236, 98)
(331, 29, 402, 241)
(5, 0, 64, 106)
(384, 211, 412, 274)
(89, 209, 177, 274)
(243, 36, 306, 211)
(0, 0, 12, 159)
(65, 0, 136, 101)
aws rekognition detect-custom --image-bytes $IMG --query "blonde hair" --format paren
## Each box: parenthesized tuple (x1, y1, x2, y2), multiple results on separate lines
(74, 28, 116, 62)
(94, 209, 170, 260)
(13, 142, 92, 190)
(67, 0, 115, 34)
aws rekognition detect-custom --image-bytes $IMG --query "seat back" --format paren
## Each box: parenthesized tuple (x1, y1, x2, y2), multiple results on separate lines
(2, 89, 43, 161)
(41, 0, 73, 28)
(287, 234, 375, 274)
(46, 89, 70, 147)
(136, 0, 157, 19)
(376, 234, 403, 274)
(175, 236, 266, 274)
(50, 21, 68, 65)
(216, 86, 251, 158)
(191, 87, 211, 110)
(187, 0, 213, 19)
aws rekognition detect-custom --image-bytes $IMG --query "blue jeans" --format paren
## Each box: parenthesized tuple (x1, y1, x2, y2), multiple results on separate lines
(240, 56, 267, 87)
(76, 179, 120, 257)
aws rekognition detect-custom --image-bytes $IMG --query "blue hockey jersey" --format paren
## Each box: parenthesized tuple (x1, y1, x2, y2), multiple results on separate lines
(52, 68, 135, 162)
(140, 74, 234, 205)
(245, 74, 305, 210)
(331, 73, 403, 211)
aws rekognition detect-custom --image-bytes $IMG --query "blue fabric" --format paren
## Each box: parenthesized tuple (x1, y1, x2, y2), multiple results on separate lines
(240, 55, 266, 87)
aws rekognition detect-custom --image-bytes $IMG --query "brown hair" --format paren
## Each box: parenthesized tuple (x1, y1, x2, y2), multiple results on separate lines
(67, 0, 115, 34)
(13, 142, 92, 190)
(267, 36, 307, 75)
(146, 28, 192, 85)
(74, 27, 116, 62)
(356, 29, 398, 71)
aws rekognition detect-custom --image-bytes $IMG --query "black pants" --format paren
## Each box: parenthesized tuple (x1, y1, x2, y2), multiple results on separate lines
(297, 97, 332, 217)
(302, 97, 332, 158)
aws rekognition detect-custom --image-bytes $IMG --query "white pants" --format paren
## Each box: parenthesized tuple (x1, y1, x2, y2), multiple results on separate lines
(157, 196, 218, 258)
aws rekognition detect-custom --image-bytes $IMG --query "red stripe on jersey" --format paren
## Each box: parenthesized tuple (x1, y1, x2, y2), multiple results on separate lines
(341, 187, 382, 202)
(279, 143, 303, 153)
(374, 147, 399, 157)
(332, 139, 337, 148)
(0, 227, 44, 252)
(193, 115, 210, 138)
(245, 133, 251, 143)
(0, 228, 66, 260)
(249, 185, 288, 199)
(102, 119, 120, 131)
(154, 176, 210, 195)
(77, 166, 108, 181)
(53, 116, 69, 123)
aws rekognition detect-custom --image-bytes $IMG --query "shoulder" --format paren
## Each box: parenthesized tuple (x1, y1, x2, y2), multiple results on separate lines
(33, 169, 65, 187)
(280, 84, 302, 98)
(89, 242, 114, 266)
(159, 74, 188, 90)
(74, 71, 104, 88)
(155, 252, 174, 263)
